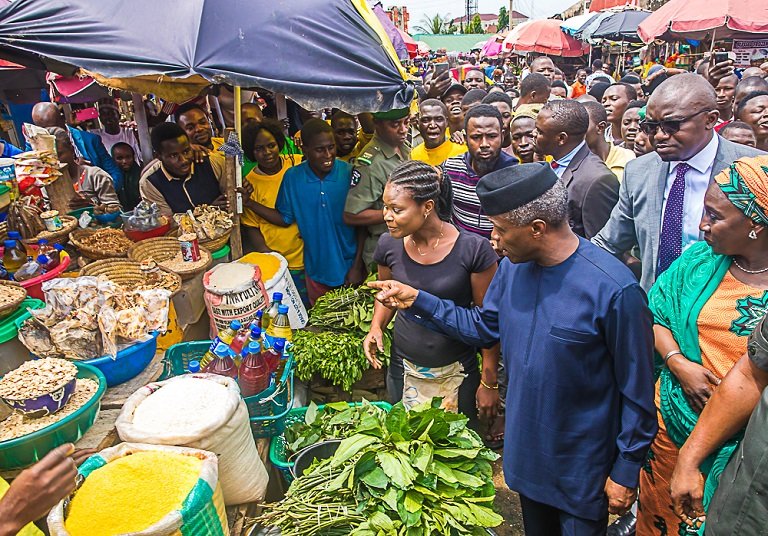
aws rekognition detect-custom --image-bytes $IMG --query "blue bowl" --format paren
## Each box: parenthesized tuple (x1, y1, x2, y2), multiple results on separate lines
(94, 211, 121, 224)
(1, 375, 77, 418)
(82, 332, 159, 387)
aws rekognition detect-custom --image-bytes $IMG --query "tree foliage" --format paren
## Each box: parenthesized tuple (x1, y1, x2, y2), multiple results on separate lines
(464, 14, 483, 34)
(498, 6, 509, 31)
(414, 13, 449, 34)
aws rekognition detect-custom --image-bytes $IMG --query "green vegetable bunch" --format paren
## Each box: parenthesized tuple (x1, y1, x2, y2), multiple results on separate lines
(292, 278, 393, 392)
(259, 399, 503, 535)
(283, 400, 389, 454)
(309, 286, 378, 332)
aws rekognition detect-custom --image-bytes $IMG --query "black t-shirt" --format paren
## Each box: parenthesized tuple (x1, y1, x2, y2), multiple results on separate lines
(374, 229, 498, 368)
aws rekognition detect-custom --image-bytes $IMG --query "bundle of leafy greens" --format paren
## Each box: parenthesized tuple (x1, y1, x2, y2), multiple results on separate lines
(292, 278, 393, 392)
(258, 399, 502, 535)
(283, 400, 390, 455)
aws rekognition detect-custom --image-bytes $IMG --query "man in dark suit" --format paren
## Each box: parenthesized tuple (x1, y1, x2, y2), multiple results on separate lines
(593, 74, 764, 292)
(535, 99, 619, 239)
(31, 102, 123, 190)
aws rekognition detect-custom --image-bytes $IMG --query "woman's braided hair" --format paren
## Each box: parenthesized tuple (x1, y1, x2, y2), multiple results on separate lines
(387, 160, 453, 222)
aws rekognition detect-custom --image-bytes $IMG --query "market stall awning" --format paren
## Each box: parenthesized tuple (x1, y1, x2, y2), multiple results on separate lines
(638, 0, 768, 42)
(561, 13, 599, 36)
(503, 19, 588, 57)
(373, 3, 409, 61)
(588, 10, 651, 43)
(0, 0, 413, 112)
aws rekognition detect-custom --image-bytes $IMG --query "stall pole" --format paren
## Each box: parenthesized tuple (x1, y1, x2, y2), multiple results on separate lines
(226, 86, 244, 260)
(131, 93, 154, 165)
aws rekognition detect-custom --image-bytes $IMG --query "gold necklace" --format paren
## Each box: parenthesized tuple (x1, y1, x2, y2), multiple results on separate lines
(410, 222, 444, 256)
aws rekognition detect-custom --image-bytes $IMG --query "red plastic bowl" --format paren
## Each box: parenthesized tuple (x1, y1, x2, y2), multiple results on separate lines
(18, 251, 71, 301)
(123, 221, 172, 242)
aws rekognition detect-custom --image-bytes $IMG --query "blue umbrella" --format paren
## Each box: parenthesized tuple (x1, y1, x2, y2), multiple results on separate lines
(0, 0, 413, 112)
(561, 13, 599, 36)
(589, 10, 652, 43)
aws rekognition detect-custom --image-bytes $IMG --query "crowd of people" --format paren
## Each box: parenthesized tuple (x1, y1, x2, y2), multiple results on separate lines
(2, 50, 768, 536)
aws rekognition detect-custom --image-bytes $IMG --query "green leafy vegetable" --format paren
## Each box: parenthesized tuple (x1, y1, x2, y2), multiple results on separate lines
(258, 398, 503, 535)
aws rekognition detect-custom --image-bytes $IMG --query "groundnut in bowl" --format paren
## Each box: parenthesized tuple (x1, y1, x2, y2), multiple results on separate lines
(0, 359, 78, 418)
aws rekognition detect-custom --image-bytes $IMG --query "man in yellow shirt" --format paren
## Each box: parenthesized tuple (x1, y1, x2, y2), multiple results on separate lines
(582, 101, 635, 182)
(410, 99, 467, 167)
(176, 103, 224, 151)
(332, 111, 374, 163)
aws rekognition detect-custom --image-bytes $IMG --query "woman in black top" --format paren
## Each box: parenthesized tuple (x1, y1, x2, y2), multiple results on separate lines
(364, 160, 500, 429)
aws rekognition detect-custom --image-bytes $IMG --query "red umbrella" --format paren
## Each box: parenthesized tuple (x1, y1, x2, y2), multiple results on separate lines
(503, 19, 587, 57)
(638, 0, 768, 42)
(397, 28, 418, 58)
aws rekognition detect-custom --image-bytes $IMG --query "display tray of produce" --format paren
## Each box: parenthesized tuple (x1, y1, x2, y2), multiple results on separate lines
(269, 400, 392, 484)
(0, 281, 26, 317)
(14, 276, 170, 385)
(0, 360, 107, 470)
(253, 398, 503, 535)
(160, 340, 295, 438)
(128, 236, 213, 280)
(79, 258, 182, 297)
(1, 214, 78, 247)
(175, 204, 233, 252)
(69, 227, 134, 259)
(293, 280, 393, 393)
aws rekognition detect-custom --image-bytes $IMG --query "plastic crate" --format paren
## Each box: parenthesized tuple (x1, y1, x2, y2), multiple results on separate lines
(161, 340, 294, 439)
(269, 400, 392, 484)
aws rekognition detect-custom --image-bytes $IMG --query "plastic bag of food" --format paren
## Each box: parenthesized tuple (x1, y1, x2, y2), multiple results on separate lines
(47, 442, 229, 536)
(116, 374, 269, 505)
(402, 359, 466, 413)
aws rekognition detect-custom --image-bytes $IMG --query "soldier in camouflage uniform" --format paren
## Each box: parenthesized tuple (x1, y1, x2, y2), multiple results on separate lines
(343, 108, 411, 267)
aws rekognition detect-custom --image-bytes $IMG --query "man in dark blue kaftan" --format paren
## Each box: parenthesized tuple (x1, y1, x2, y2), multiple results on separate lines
(371, 163, 657, 536)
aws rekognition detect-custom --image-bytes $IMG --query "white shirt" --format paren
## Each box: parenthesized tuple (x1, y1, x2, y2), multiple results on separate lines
(552, 141, 586, 179)
(661, 134, 719, 252)
(91, 127, 142, 164)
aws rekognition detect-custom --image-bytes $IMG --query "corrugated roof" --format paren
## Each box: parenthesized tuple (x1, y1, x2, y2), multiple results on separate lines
(412, 33, 491, 52)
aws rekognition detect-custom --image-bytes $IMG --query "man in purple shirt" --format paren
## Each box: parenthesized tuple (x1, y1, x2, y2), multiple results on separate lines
(442, 104, 517, 240)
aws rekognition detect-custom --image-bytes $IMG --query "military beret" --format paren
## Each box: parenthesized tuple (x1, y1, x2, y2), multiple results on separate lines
(372, 107, 410, 120)
(477, 162, 559, 216)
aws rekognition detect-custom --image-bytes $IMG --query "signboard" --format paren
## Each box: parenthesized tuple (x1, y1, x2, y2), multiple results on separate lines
(733, 39, 768, 68)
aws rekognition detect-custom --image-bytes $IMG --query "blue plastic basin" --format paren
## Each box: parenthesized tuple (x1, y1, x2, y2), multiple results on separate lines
(82, 332, 159, 387)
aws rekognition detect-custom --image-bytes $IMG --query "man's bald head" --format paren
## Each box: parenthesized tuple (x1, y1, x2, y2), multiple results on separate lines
(735, 76, 768, 111)
(648, 73, 717, 111)
(743, 67, 765, 79)
(646, 74, 720, 162)
(31, 102, 65, 128)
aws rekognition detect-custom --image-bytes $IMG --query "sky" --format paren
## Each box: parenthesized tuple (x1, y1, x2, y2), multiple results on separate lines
(400, 0, 580, 31)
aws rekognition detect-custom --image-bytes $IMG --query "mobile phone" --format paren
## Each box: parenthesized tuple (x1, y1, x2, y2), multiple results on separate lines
(434, 62, 449, 76)
(714, 52, 729, 64)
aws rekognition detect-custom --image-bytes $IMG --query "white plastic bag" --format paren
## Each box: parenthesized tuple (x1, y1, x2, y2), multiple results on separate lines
(116, 374, 268, 505)
(402, 359, 466, 413)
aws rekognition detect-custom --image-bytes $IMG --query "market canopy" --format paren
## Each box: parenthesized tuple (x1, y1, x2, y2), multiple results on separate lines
(587, 10, 651, 43)
(0, 0, 413, 113)
(561, 13, 599, 36)
(638, 0, 768, 42)
(503, 19, 587, 57)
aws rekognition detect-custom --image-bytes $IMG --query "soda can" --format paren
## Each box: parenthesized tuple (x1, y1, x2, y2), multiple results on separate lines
(178, 233, 201, 262)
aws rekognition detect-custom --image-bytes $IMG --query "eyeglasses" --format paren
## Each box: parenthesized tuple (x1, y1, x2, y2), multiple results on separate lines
(639, 109, 710, 136)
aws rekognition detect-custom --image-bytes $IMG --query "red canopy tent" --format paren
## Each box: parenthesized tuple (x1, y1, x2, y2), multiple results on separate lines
(397, 28, 418, 58)
(503, 19, 588, 57)
(638, 0, 768, 42)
